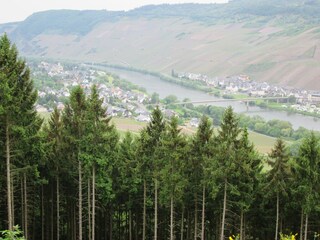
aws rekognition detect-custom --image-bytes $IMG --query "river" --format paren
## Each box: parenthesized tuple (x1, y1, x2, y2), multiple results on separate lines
(98, 66, 320, 131)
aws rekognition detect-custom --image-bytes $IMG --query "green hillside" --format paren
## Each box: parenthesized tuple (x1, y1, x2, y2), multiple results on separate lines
(2, 0, 320, 89)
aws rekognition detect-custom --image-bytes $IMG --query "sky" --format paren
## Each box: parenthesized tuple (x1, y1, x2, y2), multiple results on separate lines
(0, 0, 228, 24)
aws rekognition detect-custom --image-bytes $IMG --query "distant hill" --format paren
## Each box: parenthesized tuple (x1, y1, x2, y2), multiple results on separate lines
(2, 0, 320, 89)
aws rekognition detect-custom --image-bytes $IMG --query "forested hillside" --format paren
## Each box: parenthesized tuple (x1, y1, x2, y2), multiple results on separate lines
(1, 0, 320, 89)
(1, 34, 320, 240)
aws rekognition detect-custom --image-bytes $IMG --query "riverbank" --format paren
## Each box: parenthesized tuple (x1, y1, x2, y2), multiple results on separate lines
(92, 62, 320, 119)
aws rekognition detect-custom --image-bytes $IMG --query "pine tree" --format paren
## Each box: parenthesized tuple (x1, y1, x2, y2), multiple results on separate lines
(215, 107, 241, 240)
(235, 128, 262, 240)
(46, 108, 64, 240)
(84, 85, 118, 240)
(267, 139, 291, 240)
(137, 107, 165, 240)
(62, 86, 87, 240)
(296, 132, 320, 240)
(189, 115, 214, 240)
(0, 34, 40, 232)
(118, 132, 140, 240)
(158, 117, 187, 240)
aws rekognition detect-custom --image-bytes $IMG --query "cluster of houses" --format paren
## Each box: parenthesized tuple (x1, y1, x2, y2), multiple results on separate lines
(33, 62, 154, 122)
(177, 71, 320, 114)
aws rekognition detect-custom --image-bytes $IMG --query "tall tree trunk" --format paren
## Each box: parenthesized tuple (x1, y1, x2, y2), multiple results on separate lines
(92, 164, 96, 240)
(170, 195, 174, 240)
(11, 178, 14, 227)
(109, 210, 113, 240)
(304, 214, 308, 240)
(57, 175, 60, 240)
(51, 185, 54, 240)
(88, 178, 91, 240)
(201, 186, 205, 240)
(79, 160, 83, 240)
(181, 207, 184, 240)
(23, 173, 28, 240)
(240, 210, 244, 240)
(194, 193, 198, 240)
(21, 179, 25, 234)
(6, 123, 13, 230)
(275, 192, 279, 240)
(300, 210, 304, 240)
(129, 210, 132, 240)
(154, 179, 158, 240)
(143, 179, 146, 240)
(42, 185, 44, 240)
(220, 179, 227, 240)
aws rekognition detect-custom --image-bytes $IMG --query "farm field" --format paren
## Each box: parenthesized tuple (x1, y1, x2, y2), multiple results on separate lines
(112, 117, 278, 153)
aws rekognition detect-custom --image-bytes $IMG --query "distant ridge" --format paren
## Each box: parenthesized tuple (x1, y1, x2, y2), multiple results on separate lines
(2, 1, 320, 89)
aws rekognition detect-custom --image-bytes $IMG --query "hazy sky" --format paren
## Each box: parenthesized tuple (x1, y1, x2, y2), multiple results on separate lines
(0, 0, 228, 24)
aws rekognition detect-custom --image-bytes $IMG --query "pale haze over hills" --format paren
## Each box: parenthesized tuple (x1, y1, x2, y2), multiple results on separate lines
(1, 0, 320, 90)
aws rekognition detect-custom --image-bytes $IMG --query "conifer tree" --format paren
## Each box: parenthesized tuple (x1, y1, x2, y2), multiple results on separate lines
(0, 34, 39, 232)
(137, 106, 165, 240)
(235, 128, 262, 240)
(296, 132, 320, 240)
(158, 117, 187, 240)
(215, 107, 241, 240)
(84, 84, 118, 240)
(118, 132, 140, 240)
(267, 139, 291, 240)
(62, 86, 87, 240)
(189, 115, 214, 240)
(46, 108, 63, 240)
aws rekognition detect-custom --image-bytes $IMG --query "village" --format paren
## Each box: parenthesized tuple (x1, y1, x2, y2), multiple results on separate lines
(32, 61, 155, 123)
(32, 61, 320, 124)
(176, 71, 320, 115)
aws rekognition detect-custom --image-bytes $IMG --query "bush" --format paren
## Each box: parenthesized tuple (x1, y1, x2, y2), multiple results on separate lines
(0, 226, 25, 240)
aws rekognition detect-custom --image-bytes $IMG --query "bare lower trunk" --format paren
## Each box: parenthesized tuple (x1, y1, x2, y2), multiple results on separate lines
(21, 180, 24, 234)
(57, 175, 60, 240)
(42, 185, 44, 240)
(304, 214, 308, 240)
(300, 210, 304, 240)
(220, 179, 227, 240)
(24, 173, 28, 240)
(79, 160, 83, 240)
(109, 210, 113, 240)
(51, 187, 54, 240)
(129, 210, 132, 240)
(181, 207, 184, 240)
(275, 192, 279, 240)
(88, 178, 91, 240)
(194, 194, 198, 240)
(92, 164, 96, 240)
(6, 123, 13, 230)
(11, 179, 14, 227)
(170, 195, 174, 240)
(154, 179, 158, 240)
(143, 179, 146, 240)
(240, 210, 244, 240)
(201, 186, 205, 240)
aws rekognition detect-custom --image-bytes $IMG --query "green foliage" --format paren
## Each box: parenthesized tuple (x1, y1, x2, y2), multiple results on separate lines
(267, 139, 292, 195)
(0, 226, 25, 240)
(280, 233, 297, 240)
(296, 132, 320, 214)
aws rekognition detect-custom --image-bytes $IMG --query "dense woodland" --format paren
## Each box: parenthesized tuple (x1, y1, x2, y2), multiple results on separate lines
(1, 35, 320, 240)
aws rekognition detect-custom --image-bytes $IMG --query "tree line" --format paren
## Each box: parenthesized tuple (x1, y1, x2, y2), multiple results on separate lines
(1, 35, 320, 240)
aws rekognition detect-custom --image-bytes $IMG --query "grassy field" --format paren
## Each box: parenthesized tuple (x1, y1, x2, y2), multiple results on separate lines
(112, 117, 278, 154)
